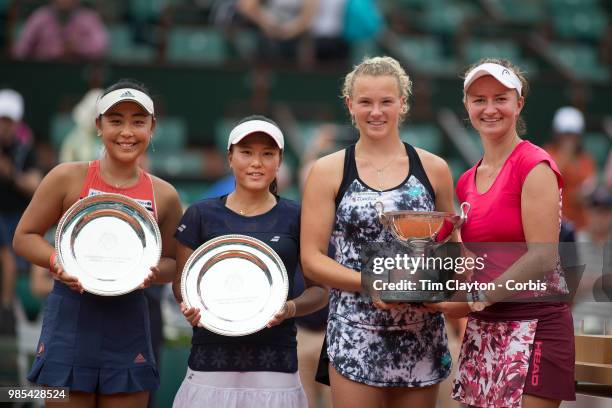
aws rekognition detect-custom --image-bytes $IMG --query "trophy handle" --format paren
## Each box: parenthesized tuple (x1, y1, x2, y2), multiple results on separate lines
(375, 201, 387, 226)
(375, 201, 406, 243)
(458, 202, 471, 228)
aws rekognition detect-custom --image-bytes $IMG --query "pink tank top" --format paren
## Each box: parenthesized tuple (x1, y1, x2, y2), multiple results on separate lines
(457, 141, 566, 319)
(79, 160, 157, 220)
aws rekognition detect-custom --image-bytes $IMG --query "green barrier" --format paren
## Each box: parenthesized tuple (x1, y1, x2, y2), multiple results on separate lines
(157, 344, 190, 407)
(16, 274, 42, 322)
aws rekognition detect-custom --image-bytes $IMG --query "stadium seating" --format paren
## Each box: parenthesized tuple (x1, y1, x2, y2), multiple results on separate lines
(167, 27, 228, 64)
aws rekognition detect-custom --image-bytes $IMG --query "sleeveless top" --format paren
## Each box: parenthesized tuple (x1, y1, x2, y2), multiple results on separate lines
(324, 143, 451, 388)
(329, 142, 439, 327)
(456, 140, 569, 320)
(175, 195, 301, 373)
(80, 160, 157, 217)
(27, 160, 160, 394)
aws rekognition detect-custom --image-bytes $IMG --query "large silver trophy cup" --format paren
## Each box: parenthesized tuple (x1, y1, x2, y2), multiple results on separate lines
(373, 201, 470, 302)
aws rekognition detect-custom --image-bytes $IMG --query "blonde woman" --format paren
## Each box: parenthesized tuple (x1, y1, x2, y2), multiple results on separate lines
(301, 56, 456, 408)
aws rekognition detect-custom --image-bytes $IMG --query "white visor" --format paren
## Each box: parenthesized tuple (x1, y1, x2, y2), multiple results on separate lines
(96, 88, 154, 116)
(463, 63, 522, 96)
(227, 119, 284, 150)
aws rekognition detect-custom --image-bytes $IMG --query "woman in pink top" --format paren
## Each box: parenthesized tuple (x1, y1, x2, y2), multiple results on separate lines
(428, 58, 575, 407)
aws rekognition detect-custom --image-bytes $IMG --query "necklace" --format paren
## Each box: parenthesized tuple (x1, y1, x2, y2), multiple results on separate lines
(229, 194, 275, 216)
(100, 162, 140, 189)
(359, 151, 402, 191)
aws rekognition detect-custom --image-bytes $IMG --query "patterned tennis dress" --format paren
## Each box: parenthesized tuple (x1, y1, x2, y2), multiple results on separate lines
(326, 143, 452, 387)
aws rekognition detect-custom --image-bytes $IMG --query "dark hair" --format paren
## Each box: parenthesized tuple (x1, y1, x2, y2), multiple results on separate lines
(236, 114, 280, 128)
(229, 114, 283, 195)
(462, 58, 530, 136)
(102, 78, 151, 98)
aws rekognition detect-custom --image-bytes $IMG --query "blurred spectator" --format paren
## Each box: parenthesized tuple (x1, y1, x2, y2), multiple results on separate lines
(236, 0, 351, 66)
(59, 88, 103, 162)
(605, 150, 612, 189)
(578, 186, 612, 246)
(305, 0, 349, 65)
(237, 0, 318, 63)
(545, 106, 597, 231)
(0, 89, 42, 335)
(13, 0, 108, 61)
(572, 186, 612, 334)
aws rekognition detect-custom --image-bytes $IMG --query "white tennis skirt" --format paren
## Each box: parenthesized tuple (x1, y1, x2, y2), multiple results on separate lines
(173, 368, 308, 408)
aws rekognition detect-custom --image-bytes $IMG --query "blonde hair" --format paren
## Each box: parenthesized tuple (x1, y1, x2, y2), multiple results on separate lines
(342, 56, 413, 124)
(463, 57, 530, 135)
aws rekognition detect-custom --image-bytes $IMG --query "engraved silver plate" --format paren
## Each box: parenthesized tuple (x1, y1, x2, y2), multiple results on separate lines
(55, 193, 162, 296)
(181, 234, 289, 336)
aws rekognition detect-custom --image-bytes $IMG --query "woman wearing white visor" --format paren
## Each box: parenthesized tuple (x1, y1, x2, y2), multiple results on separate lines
(428, 59, 575, 407)
(173, 115, 328, 408)
(13, 79, 183, 407)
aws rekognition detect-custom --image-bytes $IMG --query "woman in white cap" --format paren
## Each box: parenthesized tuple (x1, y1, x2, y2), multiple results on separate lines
(301, 56, 456, 407)
(544, 106, 596, 231)
(173, 115, 327, 408)
(428, 58, 575, 407)
(13, 79, 183, 407)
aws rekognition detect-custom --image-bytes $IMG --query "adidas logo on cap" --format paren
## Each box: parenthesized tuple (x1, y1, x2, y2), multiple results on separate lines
(121, 90, 135, 98)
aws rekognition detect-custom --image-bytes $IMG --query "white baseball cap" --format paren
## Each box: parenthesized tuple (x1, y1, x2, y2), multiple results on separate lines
(552, 106, 584, 134)
(0, 89, 24, 122)
(227, 119, 284, 150)
(96, 88, 154, 116)
(463, 63, 523, 96)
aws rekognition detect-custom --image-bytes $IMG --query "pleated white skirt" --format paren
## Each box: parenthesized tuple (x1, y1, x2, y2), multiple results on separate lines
(173, 368, 308, 408)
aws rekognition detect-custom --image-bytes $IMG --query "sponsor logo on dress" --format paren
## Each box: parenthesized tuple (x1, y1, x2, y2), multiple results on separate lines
(531, 341, 543, 386)
(134, 353, 147, 364)
(270, 236, 280, 242)
(351, 191, 381, 203)
(87, 189, 154, 215)
(177, 224, 186, 232)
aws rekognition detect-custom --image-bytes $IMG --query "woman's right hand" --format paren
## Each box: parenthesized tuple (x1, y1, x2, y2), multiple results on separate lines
(50, 258, 83, 293)
(180, 302, 202, 327)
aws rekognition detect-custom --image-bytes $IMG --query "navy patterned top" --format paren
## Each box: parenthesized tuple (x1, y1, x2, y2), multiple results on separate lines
(175, 195, 300, 373)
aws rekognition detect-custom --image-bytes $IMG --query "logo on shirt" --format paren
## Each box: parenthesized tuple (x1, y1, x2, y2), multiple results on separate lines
(407, 186, 423, 198)
(121, 90, 135, 98)
(177, 224, 186, 232)
(87, 189, 154, 215)
(134, 353, 147, 364)
(270, 236, 280, 242)
(351, 191, 381, 203)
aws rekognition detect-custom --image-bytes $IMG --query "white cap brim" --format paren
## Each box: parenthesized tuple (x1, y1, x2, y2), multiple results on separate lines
(96, 88, 154, 116)
(227, 119, 284, 150)
(463, 63, 522, 96)
(0, 89, 24, 122)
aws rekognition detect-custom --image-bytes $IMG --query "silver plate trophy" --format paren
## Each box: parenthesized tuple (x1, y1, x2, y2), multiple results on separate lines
(55, 193, 161, 296)
(374, 201, 470, 302)
(181, 234, 289, 336)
